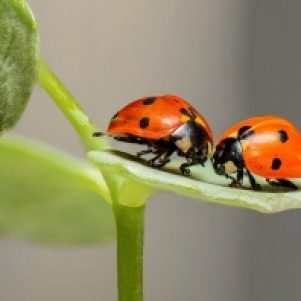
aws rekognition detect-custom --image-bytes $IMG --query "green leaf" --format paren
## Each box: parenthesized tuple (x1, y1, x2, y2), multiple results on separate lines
(0, 136, 115, 245)
(89, 150, 301, 213)
(0, 0, 39, 131)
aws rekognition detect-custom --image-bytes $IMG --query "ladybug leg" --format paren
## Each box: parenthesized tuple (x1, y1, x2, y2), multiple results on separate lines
(277, 179, 298, 190)
(148, 153, 165, 167)
(148, 147, 175, 168)
(246, 169, 261, 191)
(266, 178, 298, 190)
(113, 136, 146, 144)
(180, 159, 192, 175)
(137, 148, 153, 157)
(148, 153, 170, 168)
(225, 173, 236, 182)
(228, 168, 244, 188)
(179, 156, 207, 175)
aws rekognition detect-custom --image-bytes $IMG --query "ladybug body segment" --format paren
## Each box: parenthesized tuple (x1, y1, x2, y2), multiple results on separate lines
(96, 95, 213, 174)
(212, 116, 301, 190)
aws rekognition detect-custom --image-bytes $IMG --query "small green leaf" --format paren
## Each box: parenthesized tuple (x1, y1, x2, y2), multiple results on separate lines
(0, 136, 115, 245)
(89, 150, 301, 213)
(0, 0, 39, 131)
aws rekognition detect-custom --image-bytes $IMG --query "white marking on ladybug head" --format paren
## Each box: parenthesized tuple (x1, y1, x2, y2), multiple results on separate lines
(175, 137, 192, 153)
(224, 161, 237, 174)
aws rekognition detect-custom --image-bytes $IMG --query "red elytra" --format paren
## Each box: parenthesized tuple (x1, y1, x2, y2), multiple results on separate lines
(108, 94, 212, 140)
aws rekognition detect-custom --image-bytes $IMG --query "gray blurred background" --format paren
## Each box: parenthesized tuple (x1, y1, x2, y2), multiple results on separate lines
(1, 0, 301, 300)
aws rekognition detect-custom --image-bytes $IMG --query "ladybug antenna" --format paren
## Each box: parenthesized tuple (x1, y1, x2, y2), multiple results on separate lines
(93, 131, 106, 137)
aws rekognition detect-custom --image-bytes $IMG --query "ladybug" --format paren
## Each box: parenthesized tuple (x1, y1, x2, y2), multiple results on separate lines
(212, 115, 301, 190)
(93, 94, 213, 174)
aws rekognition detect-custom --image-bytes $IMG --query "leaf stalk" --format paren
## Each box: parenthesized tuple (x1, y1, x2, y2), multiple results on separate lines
(38, 58, 107, 151)
(114, 202, 145, 301)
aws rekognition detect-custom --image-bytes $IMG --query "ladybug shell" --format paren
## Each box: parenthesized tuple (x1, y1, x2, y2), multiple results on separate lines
(242, 120, 301, 179)
(108, 94, 213, 141)
(219, 115, 296, 141)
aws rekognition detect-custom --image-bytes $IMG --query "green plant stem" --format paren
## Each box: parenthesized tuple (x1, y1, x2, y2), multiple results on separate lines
(113, 203, 145, 301)
(39, 58, 145, 300)
(37, 58, 107, 151)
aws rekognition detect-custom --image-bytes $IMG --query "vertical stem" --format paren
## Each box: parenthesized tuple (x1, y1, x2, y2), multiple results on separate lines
(38, 58, 108, 151)
(114, 203, 145, 301)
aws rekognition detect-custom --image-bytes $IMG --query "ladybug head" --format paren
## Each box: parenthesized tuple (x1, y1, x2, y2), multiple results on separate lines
(189, 130, 213, 165)
(212, 137, 243, 176)
(172, 121, 212, 163)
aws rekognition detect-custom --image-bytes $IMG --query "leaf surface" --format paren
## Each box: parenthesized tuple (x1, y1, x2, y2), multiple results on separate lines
(0, 136, 115, 245)
(89, 150, 301, 213)
(0, 0, 39, 131)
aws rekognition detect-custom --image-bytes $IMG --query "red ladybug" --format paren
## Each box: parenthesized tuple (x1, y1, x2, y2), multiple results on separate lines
(212, 115, 301, 190)
(94, 94, 213, 174)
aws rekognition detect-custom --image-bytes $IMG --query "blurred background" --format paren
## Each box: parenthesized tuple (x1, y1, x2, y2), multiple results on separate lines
(1, 0, 301, 300)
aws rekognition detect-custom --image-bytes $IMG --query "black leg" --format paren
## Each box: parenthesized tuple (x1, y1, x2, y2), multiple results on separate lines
(225, 173, 237, 182)
(137, 148, 153, 157)
(266, 178, 298, 190)
(148, 153, 165, 167)
(147, 147, 175, 168)
(228, 168, 244, 188)
(179, 156, 207, 175)
(148, 154, 170, 168)
(113, 136, 146, 144)
(237, 168, 245, 185)
(113, 136, 177, 170)
(180, 158, 192, 175)
(246, 169, 261, 191)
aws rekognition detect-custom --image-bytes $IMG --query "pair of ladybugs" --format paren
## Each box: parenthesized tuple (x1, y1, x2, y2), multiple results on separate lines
(93, 95, 301, 191)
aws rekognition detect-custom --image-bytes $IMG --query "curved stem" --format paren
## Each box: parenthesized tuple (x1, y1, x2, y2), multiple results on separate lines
(114, 203, 145, 301)
(39, 58, 146, 301)
(37, 58, 108, 151)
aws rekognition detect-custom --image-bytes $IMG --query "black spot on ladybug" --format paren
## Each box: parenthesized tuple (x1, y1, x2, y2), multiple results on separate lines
(179, 108, 196, 121)
(179, 108, 189, 116)
(238, 126, 255, 139)
(238, 126, 251, 136)
(271, 157, 282, 170)
(188, 107, 197, 120)
(142, 97, 156, 105)
(139, 117, 150, 129)
(278, 130, 288, 143)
